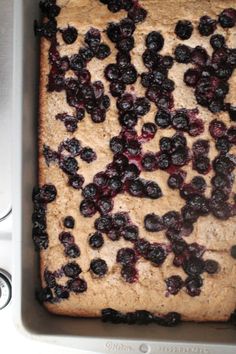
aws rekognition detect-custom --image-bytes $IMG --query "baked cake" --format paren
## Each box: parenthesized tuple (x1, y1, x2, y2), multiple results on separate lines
(33, 0, 236, 324)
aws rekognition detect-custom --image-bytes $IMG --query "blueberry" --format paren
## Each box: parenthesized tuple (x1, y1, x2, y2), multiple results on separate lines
(60, 156, 78, 175)
(104, 64, 120, 82)
(95, 215, 113, 233)
(216, 137, 230, 153)
(90, 258, 108, 276)
(183, 256, 205, 276)
(36, 287, 53, 303)
(79, 47, 94, 62)
(230, 245, 236, 259)
(116, 51, 131, 67)
(68, 174, 84, 190)
(63, 262, 82, 278)
(145, 181, 162, 199)
(141, 153, 157, 171)
(59, 138, 81, 156)
(44, 270, 56, 288)
(175, 20, 193, 40)
(106, 23, 121, 43)
(121, 225, 139, 242)
(121, 64, 137, 84)
(113, 213, 128, 230)
(168, 173, 184, 189)
(146, 31, 164, 52)
(172, 111, 189, 131)
(80, 147, 97, 163)
(204, 259, 219, 274)
(63, 216, 75, 229)
(155, 109, 171, 128)
(174, 45, 192, 63)
(80, 199, 97, 217)
(128, 178, 145, 197)
(163, 211, 181, 229)
(218, 8, 236, 28)
(97, 197, 113, 215)
(210, 34, 225, 49)
(171, 148, 188, 166)
(198, 16, 216, 36)
(68, 278, 87, 293)
(165, 275, 183, 295)
(65, 244, 81, 258)
(117, 248, 136, 265)
(141, 122, 157, 139)
(59, 231, 75, 245)
(96, 43, 111, 59)
(117, 37, 135, 52)
(121, 265, 138, 283)
(144, 213, 164, 232)
(185, 276, 202, 296)
(69, 54, 85, 71)
(191, 176, 206, 192)
(85, 27, 101, 50)
(128, 5, 147, 23)
(32, 184, 57, 203)
(107, 0, 122, 12)
(110, 81, 126, 97)
(147, 244, 167, 266)
(134, 97, 150, 116)
(61, 26, 78, 44)
(89, 232, 104, 249)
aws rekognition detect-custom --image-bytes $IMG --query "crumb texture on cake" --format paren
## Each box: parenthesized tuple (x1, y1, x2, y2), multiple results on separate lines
(37, 0, 236, 322)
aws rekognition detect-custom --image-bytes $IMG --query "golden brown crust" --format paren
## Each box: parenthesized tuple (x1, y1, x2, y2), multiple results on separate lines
(39, 0, 236, 321)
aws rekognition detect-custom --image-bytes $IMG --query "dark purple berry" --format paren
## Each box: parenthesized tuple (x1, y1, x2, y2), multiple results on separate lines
(185, 276, 202, 296)
(90, 258, 108, 276)
(146, 31, 164, 52)
(117, 248, 136, 265)
(110, 81, 125, 97)
(121, 265, 138, 283)
(216, 137, 230, 153)
(105, 64, 120, 81)
(68, 278, 87, 293)
(204, 259, 219, 274)
(134, 97, 150, 116)
(121, 225, 139, 242)
(155, 109, 171, 128)
(96, 43, 111, 59)
(32, 184, 57, 203)
(141, 122, 157, 139)
(59, 231, 74, 245)
(80, 199, 97, 217)
(116, 51, 131, 67)
(36, 287, 53, 303)
(117, 37, 135, 52)
(97, 197, 113, 215)
(165, 275, 183, 295)
(184, 68, 200, 87)
(193, 155, 211, 174)
(80, 147, 97, 163)
(89, 232, 104, 249)
(145, 181, 162, 199)
(171, 148, 188, 166)
(65, 244, 81, 258)
(63, 216, 75, 229)
(79, 46, 94, 62)
(95, 215, 113, 233)
(174, 45, 192, 63)
(128, 178, 145, 197)
(107, 0, 122, 12)
(175, 20, 193, 40)
(141, 153, 157, 171)
(121, 64, 137, 84)
(163, 211, 181, 230)
(85, 27, 101, 50)
(198, 16, 216, 36)
(59, 138, 81, 156)
(106, 23, 121, 43)
(128, 5, 147, 23)
(218, 8, 236, 28)
(144, 213, 164, 232)
(210, 34, 225, 49)
(147, 244, 167, 266)
(44, 270, 56, 288)
(183, 256, 205, 276)
(230, 245, 236, 259)
(168, 172, 185, 189)
(191, 176, 206, 192)
(61, 26, 78, 44)
(68, 174, 84, 190)
(63, 262, 82, 278)
(160, 137, 172, 152)
(172, 111, 189, 130)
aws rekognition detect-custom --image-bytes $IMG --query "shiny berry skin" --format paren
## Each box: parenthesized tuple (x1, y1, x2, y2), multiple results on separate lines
(146, 31, 164, 52)
(155, 110, 171, 128)
(68, 174, 84, 190)
(141, 153, 157, 171)
(147, 244, 167, 266)
(85, 27, 101, 50)
(80, 199, 97, 217)
(117, 37, 135, 52)
(145, 181, 162, 199)
(90, 258, 108, 276)
(121, 225, 139, 242)
(104, 64, 120, 81)
(128, 5, 147, 23)
(144, 213, 164, 232)
(65, 244, 81, 258)
(117, 248, 137, 265)
(209, 119, 227, 139)
(218, 8, 236, 28)
(134, 97, 150, 116)
(61, 26, 78, 44)
(121, 64, 137, 84)
(60, 156, 78, 175)
(175, 20, 193, 40)
(63, 216, 75, 229)
(119, 18, 135, 37)
(183, 256, 205, 276)
(95, 215, 113, 233)
(184, 68, 200, 87)
(89, 232, 104, 249)
(204, 259, 219, 274)
(36, 287, 53, 303)
(172, 111, 189, 131)
(63, 262, 82, 278)
(116, 51, 131, 67)
(106, 23, 121, 43)
(174, 45, 192, 63)
(210, 34, 225, 49)
(193, 155, 211, 174)
(168, 173, 184, 189)
(121, 265, 138, 283)
(165, 275, 183, 295)
(79, 47, 94, 62)
(128, 179, 145, 197)
(185, 276, 202, 297)
(59, 231, 74, 245)
(110, 81, 125, 97)
(32, 184, 57, 203)
(80, 147, 97, 163)
(97, 197, 113, 215)
(198, 16, 216, 36)
(141, 122, 157, 139)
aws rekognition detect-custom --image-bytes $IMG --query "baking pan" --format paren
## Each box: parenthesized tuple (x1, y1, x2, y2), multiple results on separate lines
(12, 1, 236, 353)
